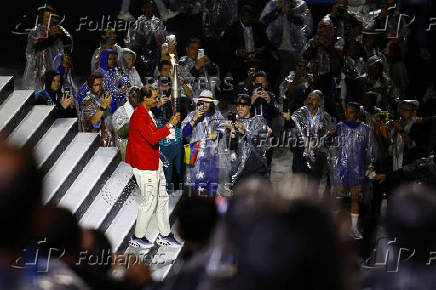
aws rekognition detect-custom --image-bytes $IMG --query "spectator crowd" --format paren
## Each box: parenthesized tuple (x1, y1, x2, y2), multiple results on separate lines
(2, 0, 436, 288)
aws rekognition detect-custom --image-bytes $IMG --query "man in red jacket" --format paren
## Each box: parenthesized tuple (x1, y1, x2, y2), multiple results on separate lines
(126, 86, 181, 249)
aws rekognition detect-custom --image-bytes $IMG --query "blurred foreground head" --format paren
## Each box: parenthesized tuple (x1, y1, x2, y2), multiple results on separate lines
(387, 183, 436, 262)
(0, 138, 42, 253)
(202, 177, 344, 290)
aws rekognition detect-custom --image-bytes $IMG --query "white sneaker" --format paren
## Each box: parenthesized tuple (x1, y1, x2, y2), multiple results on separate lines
(156, 233, 182, 248)
(129, 235, 154, 249)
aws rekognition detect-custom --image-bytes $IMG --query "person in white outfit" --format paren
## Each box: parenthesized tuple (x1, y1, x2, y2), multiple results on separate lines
(125, 86, 182, 249)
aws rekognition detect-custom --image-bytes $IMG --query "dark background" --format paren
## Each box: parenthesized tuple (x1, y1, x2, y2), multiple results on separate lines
(0, 0, 331, 80)
(0, 0, 434, 93)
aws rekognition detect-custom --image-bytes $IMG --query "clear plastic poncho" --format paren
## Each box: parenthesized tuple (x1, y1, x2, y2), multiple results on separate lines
(124, 15, 167, 77)
(118, 48, 143, 88)
(178, 56, 220, 97)
(79, 49, 129, 108)
(53, 53, 78, 97)
(224, 116, 272, 186)
(181, 110, 226, 196)
(291, 100, 332, 164)
(90, 44, 122, 73)
(23, 24, 72, 90)
(260, 0, 313, 55)
(202, 0, 238, 38)
(329, 121, 374, 186)
(79, 91, 116, 147)
(111, 99, 135, 159)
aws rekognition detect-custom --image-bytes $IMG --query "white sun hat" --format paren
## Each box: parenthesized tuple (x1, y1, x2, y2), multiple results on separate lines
(193, 89, 219, 105)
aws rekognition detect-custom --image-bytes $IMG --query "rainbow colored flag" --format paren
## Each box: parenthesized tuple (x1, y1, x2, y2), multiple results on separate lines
(184, 141, 200, 166)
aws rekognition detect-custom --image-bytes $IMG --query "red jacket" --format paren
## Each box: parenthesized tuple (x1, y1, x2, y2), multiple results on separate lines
(126, 104, 170, 170)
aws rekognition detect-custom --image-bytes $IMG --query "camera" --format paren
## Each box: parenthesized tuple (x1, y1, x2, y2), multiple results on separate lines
(228, 112, 237, 123)
(255, 82, 263, 90)
(226, 112, 239, 151)
(162, 88, 171, 98)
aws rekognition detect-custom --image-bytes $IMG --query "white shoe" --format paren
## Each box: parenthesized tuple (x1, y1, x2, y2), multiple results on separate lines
(156, 233, 182, 248)
(129, 235, 154, 249)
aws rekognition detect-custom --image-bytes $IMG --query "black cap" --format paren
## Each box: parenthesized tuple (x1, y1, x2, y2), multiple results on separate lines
(236, 94, 251, 105)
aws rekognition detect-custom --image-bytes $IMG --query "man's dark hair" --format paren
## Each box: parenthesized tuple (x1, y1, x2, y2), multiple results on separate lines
(185, 37, 202, 48)
(0, 139, 42, 251)
(239, 4, 254, 15)
(346, 101, 361, 111)
(158, 60, 171, 72)
(387, 184, 436, 262)
(87, 72, 103, 89)
(254, 70, 268, 79)
(174, 191, 218, 244)
(140, 86, 153, 101)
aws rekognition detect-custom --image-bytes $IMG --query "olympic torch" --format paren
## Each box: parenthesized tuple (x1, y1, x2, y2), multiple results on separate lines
(170, 53, 182, 127)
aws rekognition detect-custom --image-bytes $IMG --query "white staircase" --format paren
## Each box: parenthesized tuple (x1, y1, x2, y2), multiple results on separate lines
(0, 76, 182, 279)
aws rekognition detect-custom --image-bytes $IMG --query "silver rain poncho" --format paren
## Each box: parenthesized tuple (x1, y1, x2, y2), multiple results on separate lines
(178, 56, 220, 97)
(202, 0, 238, 38)
(23, 24, 72, 90)
(260, 0, 313, 55)
(226, 116, 272, 186)
(181, 110, 226, 196)
(90, 44, 122, 73)
(291, 102, 332, 167)
(329, 121, 374, 186)
(124, 15, 167, 77)
(111, 99, 135, 159)
(118, 48, 143, 88)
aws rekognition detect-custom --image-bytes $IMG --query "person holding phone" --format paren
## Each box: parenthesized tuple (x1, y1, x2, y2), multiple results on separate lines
(225, 95, 271, 186)
(178, 38, 219, 96)
(23, 5, 73, 90)
(181, 90, 226, 196)
(79, 73, 117, 147)
(34, 70, 77, 119)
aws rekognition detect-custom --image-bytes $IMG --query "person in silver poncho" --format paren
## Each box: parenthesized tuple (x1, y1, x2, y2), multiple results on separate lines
(90, 27, 122, 74)
(284, 90, 334, 193)
(225, 95, 272, 186)
(330, 102, 374, 239)
(112, 87, 141, 160)
(118, 48, 143, 88)
(181, 90, 226, 196)
(260, 0, 313, 79)
(125, 0, 168, 78)
(23, 5, 72, 90)
(178, 38, 220, 97)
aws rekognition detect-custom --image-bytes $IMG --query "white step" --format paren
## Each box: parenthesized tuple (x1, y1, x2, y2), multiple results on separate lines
(148, 193, 183, 281)
(109, 190, 182, 252)
(0, 90, 34, 131)
(43, 133, 98, 204)
(79, 162, 133, 229)
(0, 76, 13, 89)
(35, 118, 77, 168)
(8, 105, 54, 147)
(59, 147, 119, 214)
(0, 76, 14, 104)
(150, 231, 183, 281)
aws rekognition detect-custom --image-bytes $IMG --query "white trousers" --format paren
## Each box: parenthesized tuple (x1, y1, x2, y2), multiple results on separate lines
(133, 160, 170, 239)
